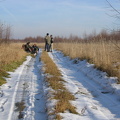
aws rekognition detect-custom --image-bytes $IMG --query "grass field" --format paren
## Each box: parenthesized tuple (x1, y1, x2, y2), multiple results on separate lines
(0, 42, 43, 86)
(0, 41, 119, 85)
(54, 40, 120, 82)
(0, 43, 28, 85)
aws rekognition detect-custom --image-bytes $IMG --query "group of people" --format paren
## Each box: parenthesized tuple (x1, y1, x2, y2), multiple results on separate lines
(44, 33, 54, 52)
(22, 33, 54, 54)
(22, 42, 39, 54)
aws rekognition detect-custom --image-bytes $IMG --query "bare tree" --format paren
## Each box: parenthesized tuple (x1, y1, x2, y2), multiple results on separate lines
(0, 22, 4, 43)
(106, 0, 120, 21)
(5, 25, 12, 42)
(0, 22, 12, 43)
(106, 0, 120, 52)
(106, 0, 120, 16)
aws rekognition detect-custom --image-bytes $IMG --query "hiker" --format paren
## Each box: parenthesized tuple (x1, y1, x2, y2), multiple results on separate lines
(50, 35, 54, 52)
(32, 44, 39, 54)
(22, 42, 33, 53)
(44, 33, 51, 52)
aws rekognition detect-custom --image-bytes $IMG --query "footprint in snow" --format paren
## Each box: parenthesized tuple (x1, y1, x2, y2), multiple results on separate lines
(0, 90, 4, 97)
(0, 106, 4, 112)
(91, 105, 98, 110)
(8, 86, 11, 88)
(0, 99, 8, 112)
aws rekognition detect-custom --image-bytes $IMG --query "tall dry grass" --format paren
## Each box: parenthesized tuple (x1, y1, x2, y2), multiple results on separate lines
(54, 40, 120, 81)
(0, 43, 28, 68)
(0, 43, 28, 85)
(0, 42, 42, 68)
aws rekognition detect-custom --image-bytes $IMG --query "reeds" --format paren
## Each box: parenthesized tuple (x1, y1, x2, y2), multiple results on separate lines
(0, 43, 27, 66)
(54, 40, 120, 81)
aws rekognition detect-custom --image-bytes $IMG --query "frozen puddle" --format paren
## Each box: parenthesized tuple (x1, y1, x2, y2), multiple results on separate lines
(0, 50, 47, 120)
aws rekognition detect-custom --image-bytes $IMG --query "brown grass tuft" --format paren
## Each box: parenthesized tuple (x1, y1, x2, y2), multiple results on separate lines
(55, 114, 63, 120)
(55, 100, 78, 114)
(54, 90, 75, 101)
(15, 101, 26, 119)
(41, 51, 61, 76)
(47, 77, 65, 90)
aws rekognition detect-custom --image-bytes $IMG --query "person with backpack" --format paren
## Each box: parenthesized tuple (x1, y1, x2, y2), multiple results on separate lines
(50, 35, 54, 52)
(44, 33, 51, 52)
(22, 42, 34, 53)
(32, 44, 39, 54)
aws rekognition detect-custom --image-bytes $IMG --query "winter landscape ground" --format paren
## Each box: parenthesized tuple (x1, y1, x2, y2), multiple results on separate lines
(0, 49, 120, 120)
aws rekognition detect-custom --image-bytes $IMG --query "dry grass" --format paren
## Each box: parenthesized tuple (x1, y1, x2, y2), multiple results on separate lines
(38, 43, 45, 49)
(55, 100, 78, 114)
(54, 41, 120, 82)
(0, 43, 27, 66)
(15, 101, 26, 119)
(54, 90, 75, 100)
(41, 51, 78, 119)
(47, 77, 65, 90)
(55, 114, 62, 120)
(0, 42, 42, 85)
(41, 51, 61, 76)
(0, 43, 28, 85)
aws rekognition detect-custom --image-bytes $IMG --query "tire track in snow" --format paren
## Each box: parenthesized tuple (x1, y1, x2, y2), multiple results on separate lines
(51, 51, 119, 105)
(22, 50, 47, 120)
(49, 51, 120, 120)
(8, 56, 31, 120)
(0, 50, 47, 120)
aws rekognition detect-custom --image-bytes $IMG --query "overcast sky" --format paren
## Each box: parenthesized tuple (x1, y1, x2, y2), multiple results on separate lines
(0, 0, 119, 39)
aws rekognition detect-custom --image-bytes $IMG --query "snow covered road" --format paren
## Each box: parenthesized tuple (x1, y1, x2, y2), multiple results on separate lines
(0, 50, 47, 120)
(0, 49, 120, 120)
(48, 50, 120, 120)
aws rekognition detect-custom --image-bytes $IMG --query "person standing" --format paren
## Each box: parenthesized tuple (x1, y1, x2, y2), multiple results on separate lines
(44, 33, 48, 51)
(44, 33, 51, 52)
(50, 35, 54, 52)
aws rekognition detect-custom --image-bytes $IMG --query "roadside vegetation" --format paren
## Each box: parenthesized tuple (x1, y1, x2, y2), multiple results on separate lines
(15, 101, 25, 119)
(0, 43, 28, 85)
(0, 22, 29, 85)
(54, 31, 120, 83)
(41, 51, 78, 120)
